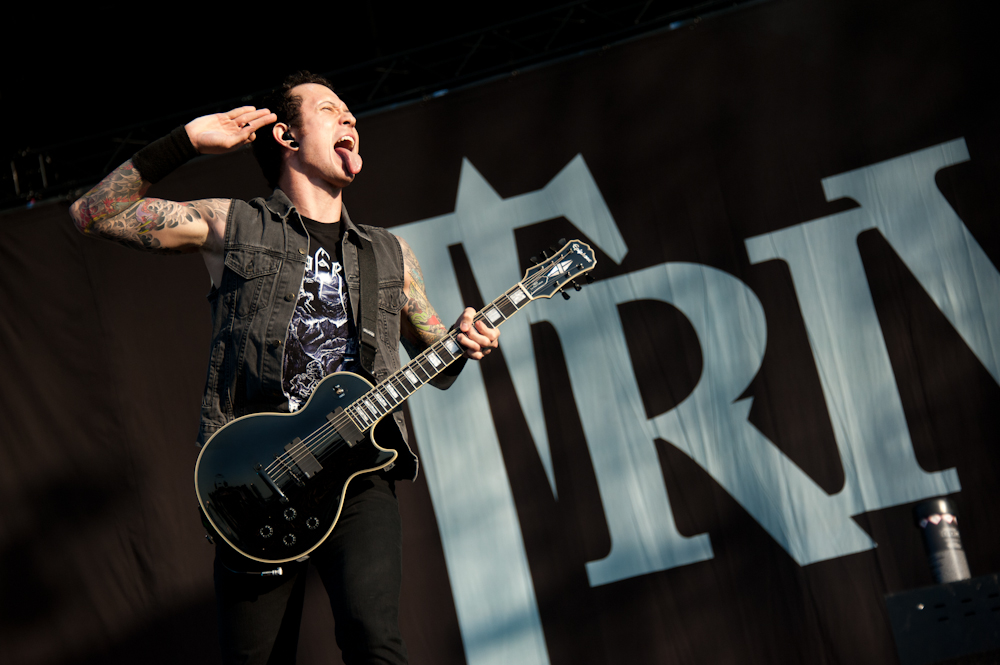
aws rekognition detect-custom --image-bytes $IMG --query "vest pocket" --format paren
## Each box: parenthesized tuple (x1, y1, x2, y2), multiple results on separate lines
(378, 280, 407, 314)
(224, 250, 281, 318)
(377, 281, 406, 361)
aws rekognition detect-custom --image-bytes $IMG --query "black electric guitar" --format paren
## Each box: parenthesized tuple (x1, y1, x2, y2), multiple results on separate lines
(195, 239, 597, 563)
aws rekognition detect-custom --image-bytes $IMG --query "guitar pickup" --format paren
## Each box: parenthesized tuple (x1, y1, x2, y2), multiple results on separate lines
(330, 408, 364, 448)
(284, 437, 323, 479)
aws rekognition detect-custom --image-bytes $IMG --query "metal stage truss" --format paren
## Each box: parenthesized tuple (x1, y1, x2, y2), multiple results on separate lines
(4, 0, 763, 212)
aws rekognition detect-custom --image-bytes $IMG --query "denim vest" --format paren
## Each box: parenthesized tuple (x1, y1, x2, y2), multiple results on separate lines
(198, 189, 418, 480)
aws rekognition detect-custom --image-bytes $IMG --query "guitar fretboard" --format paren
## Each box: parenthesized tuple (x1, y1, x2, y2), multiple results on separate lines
(342, 281, 533, 431)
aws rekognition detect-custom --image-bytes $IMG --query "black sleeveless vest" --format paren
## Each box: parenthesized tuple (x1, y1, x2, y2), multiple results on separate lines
(197, 189, 418, 480)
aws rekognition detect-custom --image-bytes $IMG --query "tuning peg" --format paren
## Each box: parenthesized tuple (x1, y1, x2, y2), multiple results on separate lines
(585, 274, 595, 283)
(561, 291, 571, 300)
(549, 244, 562, 254)
(541, 250, 551, 259)
(571, 281, 582, 291)
(529, 255, 539, 265)
(558, 237, 567, 246)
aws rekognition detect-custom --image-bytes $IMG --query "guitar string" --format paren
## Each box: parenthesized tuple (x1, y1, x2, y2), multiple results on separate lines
(265, 263, 577, 483)
(263, 263, 581, 484)
(265, 280, 538, 482)
(265, 271, 551, 478)
(266, 263, 573, 482)
(265, 302, 506, 483)
(265, 304, 501, 482)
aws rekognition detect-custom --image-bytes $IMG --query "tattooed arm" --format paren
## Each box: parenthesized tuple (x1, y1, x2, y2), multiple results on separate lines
(69, 106, 276, 257)
(398, 237, 499, 387)
(70, 162, 229, 254)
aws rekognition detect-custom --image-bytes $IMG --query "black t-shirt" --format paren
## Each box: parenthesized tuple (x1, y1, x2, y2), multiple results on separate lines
(281, 217, 361, 411)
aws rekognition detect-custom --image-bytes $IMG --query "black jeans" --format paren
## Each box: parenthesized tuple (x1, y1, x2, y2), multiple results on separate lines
(213, 474, 408, 665)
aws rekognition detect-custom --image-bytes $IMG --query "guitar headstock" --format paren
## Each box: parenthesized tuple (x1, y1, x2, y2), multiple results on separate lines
(521, 239, 597, 300)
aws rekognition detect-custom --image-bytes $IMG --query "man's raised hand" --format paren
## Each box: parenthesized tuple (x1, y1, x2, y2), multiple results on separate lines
(185, 107, 278, 155)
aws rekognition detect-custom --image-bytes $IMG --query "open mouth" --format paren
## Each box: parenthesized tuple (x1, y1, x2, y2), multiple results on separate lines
(334, 135, 362, 175)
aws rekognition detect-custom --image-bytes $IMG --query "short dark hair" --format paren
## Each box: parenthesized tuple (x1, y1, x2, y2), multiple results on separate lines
(253, 71, 336, 189)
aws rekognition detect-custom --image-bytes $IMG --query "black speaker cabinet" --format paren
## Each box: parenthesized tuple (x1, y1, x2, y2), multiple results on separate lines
(886, 574, 1000, 665)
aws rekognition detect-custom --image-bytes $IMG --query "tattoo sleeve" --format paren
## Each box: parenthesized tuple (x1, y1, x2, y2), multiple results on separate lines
(71, 159, 148, 233)
(399, 239, 448, 356)
(70, 159, 228, 254)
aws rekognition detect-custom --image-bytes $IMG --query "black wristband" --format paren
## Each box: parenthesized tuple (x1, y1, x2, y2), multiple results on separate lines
(131, 125, 198, 183)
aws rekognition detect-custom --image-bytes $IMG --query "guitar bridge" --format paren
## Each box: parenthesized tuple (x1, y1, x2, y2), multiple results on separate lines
(255, 464, 290, 504)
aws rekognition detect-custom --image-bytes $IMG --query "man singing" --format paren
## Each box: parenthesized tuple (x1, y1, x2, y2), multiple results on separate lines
(70, 71, 499, 665)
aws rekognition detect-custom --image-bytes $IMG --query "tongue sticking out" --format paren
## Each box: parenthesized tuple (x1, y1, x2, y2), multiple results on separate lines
(336, 147, 363, 175)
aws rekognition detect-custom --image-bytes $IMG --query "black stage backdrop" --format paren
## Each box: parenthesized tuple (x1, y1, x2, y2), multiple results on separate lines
(1, 0, 997, 663)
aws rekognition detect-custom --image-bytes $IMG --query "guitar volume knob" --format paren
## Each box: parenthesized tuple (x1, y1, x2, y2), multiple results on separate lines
(259, 525, 274, 538)
(283, 534, 297, 547)
(284, 508, 297, 521)
(306, 517, 320, 530)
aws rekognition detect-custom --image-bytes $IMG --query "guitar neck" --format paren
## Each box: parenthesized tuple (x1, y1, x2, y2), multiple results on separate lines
(341, 281, 534, 433)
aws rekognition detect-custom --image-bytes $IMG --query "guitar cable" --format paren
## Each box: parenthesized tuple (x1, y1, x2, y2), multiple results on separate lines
(222, 562, 284, 577)
(201, 507, 283, 576)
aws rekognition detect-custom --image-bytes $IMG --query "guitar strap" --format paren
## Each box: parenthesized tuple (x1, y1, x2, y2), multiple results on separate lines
(357, 235, 379, 376)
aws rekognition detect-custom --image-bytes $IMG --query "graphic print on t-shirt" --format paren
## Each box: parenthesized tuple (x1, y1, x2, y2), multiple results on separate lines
(282, 244, 359, 411)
